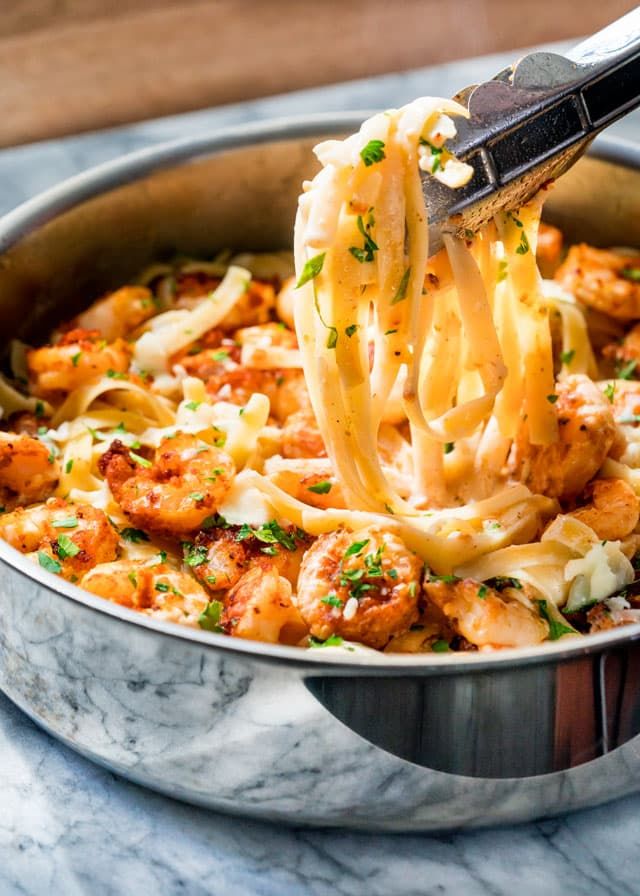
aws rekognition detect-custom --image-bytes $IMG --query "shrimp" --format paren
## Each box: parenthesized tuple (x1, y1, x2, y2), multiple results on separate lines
(508, 374, 616, 500)
(174, 273, 275, 330)
(0, 498, 119, 581)
(602, 322, 640, 367)
(555, 244, 640, 321)
(180, 346, 308, 423)
(570, 478, 640, 541)
(27, 328, 130, 398)
(72, 286, 157, 340)
(423, 577, 549, 648)
(536, 222, 564, 278)
(81, 560, 210, 626)
(222, 565, 308, 644)
(281, 410, 327, 459)
(295, 526, 422, 649)
(99, 434, 235, 537)
(187, 523, 311, 592)
(0, 432, 59, 509)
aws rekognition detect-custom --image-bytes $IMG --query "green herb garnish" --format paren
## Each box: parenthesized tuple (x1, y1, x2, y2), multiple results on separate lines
(360, 139, 386, 167)
(308, 480, 332, 494)
(38, 552, 62, 574)
(56, 534, 79, 559)
(536, 599, 576, 640)
(296, 253, 326, 288)
(391, 267, 411, 305)
(198, 599, 224, 632)
(120, 527, 150, 544)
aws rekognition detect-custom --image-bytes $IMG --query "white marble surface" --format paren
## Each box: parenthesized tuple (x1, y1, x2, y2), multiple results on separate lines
(2, 43, 640, 895)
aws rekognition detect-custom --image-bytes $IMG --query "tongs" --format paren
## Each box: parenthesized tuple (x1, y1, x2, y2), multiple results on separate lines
(427, 8, 640, 254)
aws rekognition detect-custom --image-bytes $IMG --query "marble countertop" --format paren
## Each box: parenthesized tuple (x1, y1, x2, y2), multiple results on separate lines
(2, 43, 640, 896)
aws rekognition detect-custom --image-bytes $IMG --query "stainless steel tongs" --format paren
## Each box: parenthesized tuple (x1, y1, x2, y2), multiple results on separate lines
(427, 8, 640, 254)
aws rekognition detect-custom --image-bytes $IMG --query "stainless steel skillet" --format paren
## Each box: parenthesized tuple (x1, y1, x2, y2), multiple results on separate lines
(0, 118, 640, 830)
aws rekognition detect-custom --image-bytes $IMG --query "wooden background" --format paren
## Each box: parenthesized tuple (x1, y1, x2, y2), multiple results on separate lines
(0, 0, 636, 148)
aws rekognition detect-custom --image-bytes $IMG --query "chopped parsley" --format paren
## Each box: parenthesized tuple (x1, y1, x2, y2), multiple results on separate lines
(155, 582, 169, 592)
(360, 139, 386, 167)
(52, 517, 78, 529)
(621, 266, 640, 282)
(384, 328, 398, 336)
(198, 599, 224, 632)
(235, 520, 299, 551)
(604, 382, 616, 403)
(129, 451, 152, 468)
(308, 480, 332, 494)
(205, 574, 218, 586)
(560, 349, 575, 366)
(71, 351, 82, 367)
(444, 442, 454, 455)
(617, 359, 638, 380)
(183, 543, 209, 567)
(546, 393, 558, 404)
(120, 527, 150, 544)
(536, 599, 576, 640)
(38, 552, 62, 574)
(65, 459, 74, 474)
(497, 260, 508, 283)
(477, 584, 488, 599)
(106, 369, 127, 379)
(185, 400, 201, 411)
(56, 534, 80, 559)
(296, 253, 326, 288)
(34, 400, 45, 418)
(485, 576, 522, 591)
(345, 324, 358, 338)
(408, 581, 418, 598)
(309, 634, 344, 648)
(432, 639, 450, 652)
(321, 594, 343, 608)
(128, 571, 138, 588)
(344, 539, 370, 558)
(391, 267, 411, 305)
(349, 213, 378, 264)
(189, 492, 205, 502)
(515, 231, 530, 255)
(212, 350, 229, 362)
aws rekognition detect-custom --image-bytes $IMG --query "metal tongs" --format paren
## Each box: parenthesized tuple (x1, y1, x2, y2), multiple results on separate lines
(427, 8, 640, 254)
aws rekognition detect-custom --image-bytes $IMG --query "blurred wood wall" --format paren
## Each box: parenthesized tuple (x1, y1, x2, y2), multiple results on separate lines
(0, 0, 636, 147)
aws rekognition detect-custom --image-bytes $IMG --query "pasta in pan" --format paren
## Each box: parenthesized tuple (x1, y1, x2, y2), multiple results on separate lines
(2, 99, 640, 654)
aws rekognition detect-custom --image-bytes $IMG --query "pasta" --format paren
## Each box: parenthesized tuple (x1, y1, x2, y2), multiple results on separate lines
(1, 99, 640, 654)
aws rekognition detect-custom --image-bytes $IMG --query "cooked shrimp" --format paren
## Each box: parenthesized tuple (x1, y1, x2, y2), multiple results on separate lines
(5, 411, 42, 437)
(281, 410, 327, 458)
(570, 478, 639, 541)
(0, 498, 119, 581)
(602, 322, 640, 367)
(295, 526, 422, 649)
(0, 432, 59, 509)
(72, 286, 157, 340)
(508, 374, 616, 500)
(536, 222, 563, 278)
(424, 577, 549, 648)
(222, 565, 308, 644)
(174, 273, 275, 330)
(610, 379, 640, 425)
(27, 328, 130, 398)
(555, 244, 640, 321)
(99, 434, 235, 537)
(234, 322, 298, 351)
(81, 560, 210, 626)
(188, 523, 310, 592)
